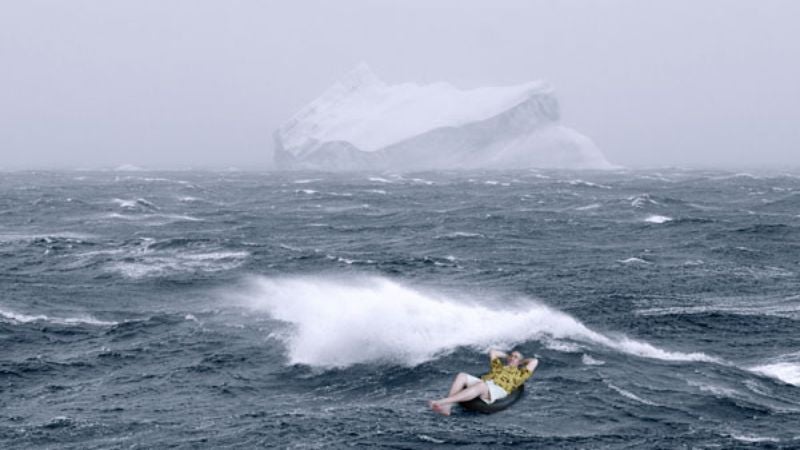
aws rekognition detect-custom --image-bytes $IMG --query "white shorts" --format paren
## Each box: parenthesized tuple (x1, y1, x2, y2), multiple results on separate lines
(465, 374, 508, 404)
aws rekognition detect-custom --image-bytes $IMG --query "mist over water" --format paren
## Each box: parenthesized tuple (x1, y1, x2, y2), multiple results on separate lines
(3, 1, 800, 170)
(2, 169, 800, 448)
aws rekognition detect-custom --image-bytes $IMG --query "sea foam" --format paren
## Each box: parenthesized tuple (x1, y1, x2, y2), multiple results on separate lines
(644, 215, 672, 224)
(236, 275, 717, 368)
(751, 362, 800, 386)
(606, 383, 659, 406)
(0, 308, 117, 326)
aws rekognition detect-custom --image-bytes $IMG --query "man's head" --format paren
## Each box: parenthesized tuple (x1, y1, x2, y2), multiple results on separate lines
(507, 351, 523, 367)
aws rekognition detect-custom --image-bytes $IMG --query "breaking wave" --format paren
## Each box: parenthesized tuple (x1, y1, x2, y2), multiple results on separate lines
(235, 275, 717, 368)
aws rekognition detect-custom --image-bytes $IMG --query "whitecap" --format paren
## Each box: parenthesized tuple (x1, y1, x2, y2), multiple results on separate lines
(141, 177, 190, 185)
(568, 179, 611, 189)
(109, 250, 249, 279)
(112, 198, 137, 209)
(99, 213, 202, 224)
(0, 232, 94, 244)
(607, 383, 659, 406)
(729, 434, 780, 443)
(543, 338, 583, 353)
(750, 362, 800, 386)
(618, 257, 650, 264)
(629, 194, 658, 208)
(709, 172, 761, 181)
(0, 308, 117, 326)
(103, 212, 137, 220)
(687, 379, 739, 397)
(368, 177, 393, 183)
(279, 244, 303, 252)
(636, 294, 800, 320)
(644, 215, 672, 224)
(417, 434, 446, 444)
(182, 251, 249, 261)
(582, 354, 605, 365)
(436, 231, 484, 239)
(160, 213, 202, 222)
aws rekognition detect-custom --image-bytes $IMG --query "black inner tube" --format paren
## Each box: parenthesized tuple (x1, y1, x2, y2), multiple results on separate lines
(459, 384, 525, 414)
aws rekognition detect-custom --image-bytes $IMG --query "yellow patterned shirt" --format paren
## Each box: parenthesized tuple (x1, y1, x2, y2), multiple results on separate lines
(480, 357, 533, 393)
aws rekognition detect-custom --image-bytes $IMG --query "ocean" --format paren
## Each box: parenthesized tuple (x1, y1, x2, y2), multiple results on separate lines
(1, 169, 799, 448)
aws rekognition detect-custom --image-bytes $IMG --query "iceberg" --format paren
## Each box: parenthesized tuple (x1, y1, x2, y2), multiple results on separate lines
(274, 63, 613, 170)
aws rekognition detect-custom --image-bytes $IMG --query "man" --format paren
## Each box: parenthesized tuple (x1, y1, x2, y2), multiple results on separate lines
(429, 349, 538, 416)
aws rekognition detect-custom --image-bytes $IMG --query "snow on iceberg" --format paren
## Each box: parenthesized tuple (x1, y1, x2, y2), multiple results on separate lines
(274, 63, 613, 171)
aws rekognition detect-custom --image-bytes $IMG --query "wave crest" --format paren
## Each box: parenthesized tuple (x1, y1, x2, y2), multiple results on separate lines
(235, 275, 717, 368)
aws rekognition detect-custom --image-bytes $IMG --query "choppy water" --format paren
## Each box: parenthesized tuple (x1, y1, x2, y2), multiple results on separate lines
(2, 169, 800, 448)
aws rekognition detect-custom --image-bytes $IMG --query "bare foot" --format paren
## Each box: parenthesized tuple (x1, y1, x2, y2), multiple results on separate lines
(429, 401, 451, 416)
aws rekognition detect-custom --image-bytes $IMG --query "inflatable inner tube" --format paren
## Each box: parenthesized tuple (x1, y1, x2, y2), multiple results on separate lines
(459, 384, 524, 414)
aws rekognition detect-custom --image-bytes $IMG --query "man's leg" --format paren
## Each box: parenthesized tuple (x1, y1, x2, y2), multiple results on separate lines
(430, 381, 490, 416)
(447, 372, 472, 397)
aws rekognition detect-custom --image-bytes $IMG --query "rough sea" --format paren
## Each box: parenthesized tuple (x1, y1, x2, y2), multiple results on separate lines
(2, 169, 799, 449)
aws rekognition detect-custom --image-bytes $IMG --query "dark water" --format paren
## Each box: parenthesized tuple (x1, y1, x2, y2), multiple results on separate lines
(2, 169, 800, 449)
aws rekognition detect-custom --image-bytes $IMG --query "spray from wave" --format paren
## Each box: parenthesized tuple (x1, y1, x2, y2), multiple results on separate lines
(234, 275, 717, 368)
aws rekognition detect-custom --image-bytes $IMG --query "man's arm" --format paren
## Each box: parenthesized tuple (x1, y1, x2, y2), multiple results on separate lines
(523, 358, 539, 372)
(489, 349, 508, 360)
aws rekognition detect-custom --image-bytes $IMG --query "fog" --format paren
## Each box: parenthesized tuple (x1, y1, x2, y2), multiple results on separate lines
(1, 0, 799, 170)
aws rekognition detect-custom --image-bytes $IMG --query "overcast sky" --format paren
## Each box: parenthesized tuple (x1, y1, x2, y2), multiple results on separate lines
(2, 0, 799, 170)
